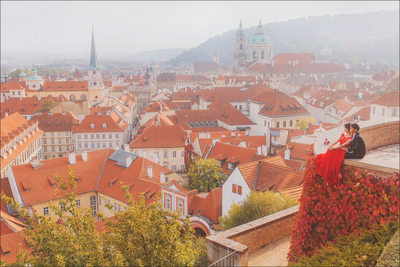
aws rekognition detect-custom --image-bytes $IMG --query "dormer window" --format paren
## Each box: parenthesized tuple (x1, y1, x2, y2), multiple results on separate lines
(102, 123, 107, 128)
(90, 123, 95, 128)
(93, 71, 96, 74)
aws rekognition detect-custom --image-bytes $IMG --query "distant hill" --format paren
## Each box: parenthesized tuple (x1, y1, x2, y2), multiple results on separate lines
(168, 10, 399, 66)
(127, 48, 189, 63)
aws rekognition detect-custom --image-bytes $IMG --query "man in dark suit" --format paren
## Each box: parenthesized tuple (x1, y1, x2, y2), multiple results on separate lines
(344, 123, 366, 159)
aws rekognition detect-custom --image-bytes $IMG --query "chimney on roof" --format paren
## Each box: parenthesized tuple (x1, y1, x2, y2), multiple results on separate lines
(69, 152, 76, 165)
(31, 158, 40, 169)
(284, 145, 291, 160)
(147, 165, 153, 178)
(82, 151, 88, 162)
(160, 172, 165, 183)
(5, 113, 8, 117)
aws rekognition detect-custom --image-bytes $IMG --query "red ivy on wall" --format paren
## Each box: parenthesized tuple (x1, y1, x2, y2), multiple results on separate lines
(288, 155, 400, 262)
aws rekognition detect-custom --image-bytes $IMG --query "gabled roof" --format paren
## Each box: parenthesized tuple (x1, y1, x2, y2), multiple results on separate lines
(42, 81, 88, 91)
(130, 125, 186, 148)
(258, 94, 308, 117)
(238, 156, 304, 192)
(274, 53, 315, 66)
(31, 112, 79, 132)
(1, 96, 64, 118)
(0, 82, 27, 93)
(11, 149, 173, 206)
(0, 232, 30, 264)
(371, 91, 399, 107)
(190, 187, 222, 223)
(73, 114, 127, 133)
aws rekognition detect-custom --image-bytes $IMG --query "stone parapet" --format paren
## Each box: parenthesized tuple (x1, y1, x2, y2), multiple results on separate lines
(206, 205, 299, 266)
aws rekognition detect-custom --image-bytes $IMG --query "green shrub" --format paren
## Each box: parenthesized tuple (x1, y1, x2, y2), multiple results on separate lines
(194, 237, 208, 266)
(376, 229, 399, 267)
(289, 221, 399, 267)
(219, 191, 298, 230)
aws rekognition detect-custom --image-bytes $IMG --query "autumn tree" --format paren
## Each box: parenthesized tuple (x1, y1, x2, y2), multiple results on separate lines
(105, 186, 199, 266)
(1, 169, 200, 266)
(40, 99, 57, 112)
(1, 170, 123, 266)
(188, 158, 226, 192)
(219, 191, 298, 230)
(295, 118, 316, 130)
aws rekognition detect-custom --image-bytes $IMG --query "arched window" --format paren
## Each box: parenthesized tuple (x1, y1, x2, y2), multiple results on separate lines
(93, 71, 96, 74)
(102, 123, 107, 128)
(70, 95, 75, 101)
(90, 123, 95, 129)
(81, 94, 87, 101)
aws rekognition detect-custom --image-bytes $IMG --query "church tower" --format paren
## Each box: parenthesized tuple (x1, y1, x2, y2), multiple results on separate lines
(233, 20, 247, 72)
(87, 26, 104, 105)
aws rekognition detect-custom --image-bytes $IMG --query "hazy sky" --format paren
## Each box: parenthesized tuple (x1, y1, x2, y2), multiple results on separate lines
(1, 1, 399, 59)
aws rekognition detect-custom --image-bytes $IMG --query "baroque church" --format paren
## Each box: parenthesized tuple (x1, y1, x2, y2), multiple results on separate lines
(233, 20, 273, 72)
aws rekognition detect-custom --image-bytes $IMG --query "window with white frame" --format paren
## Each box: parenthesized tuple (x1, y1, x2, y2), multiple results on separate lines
(177, 198, 184, 215)
(76, 199, 81, 207)
(165, 194, 171, 210)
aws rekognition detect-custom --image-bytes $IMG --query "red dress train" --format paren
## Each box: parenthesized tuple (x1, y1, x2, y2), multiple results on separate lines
(315, 133, 352, 185)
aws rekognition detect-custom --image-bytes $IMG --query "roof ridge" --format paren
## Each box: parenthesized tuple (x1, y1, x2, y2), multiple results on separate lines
(95, 149, 110, 191)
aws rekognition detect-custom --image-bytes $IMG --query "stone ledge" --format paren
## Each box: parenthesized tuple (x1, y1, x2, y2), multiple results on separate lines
(220, 205, 300, 239)
(344, 159, 398, 174)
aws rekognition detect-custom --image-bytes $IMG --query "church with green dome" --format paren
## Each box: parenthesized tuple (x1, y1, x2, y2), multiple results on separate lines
(234, 19, 273, 71)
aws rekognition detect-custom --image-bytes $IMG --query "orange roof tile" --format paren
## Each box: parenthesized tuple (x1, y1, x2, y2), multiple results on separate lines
(73, 114, 127, 133)
(31, 112, 79, 132)
(278, 142, 310, 161)
(238, 156, 304, 192)
(0, 82, 27, 93)
(371, 91, 399, 107)
(11, 149, 172, 206)
(42, 81, 88, 91)
(0, 232, 30, 264)
(130, 125, 186, 148)
(1, 96, 64, 118)
(190, 187, 221, 223)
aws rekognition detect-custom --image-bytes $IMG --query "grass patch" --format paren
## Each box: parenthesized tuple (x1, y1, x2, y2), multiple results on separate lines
(376, 229, 399, 267)
(289, 221, 399, 266)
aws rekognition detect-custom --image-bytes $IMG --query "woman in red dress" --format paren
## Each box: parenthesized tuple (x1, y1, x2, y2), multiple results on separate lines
(315, 123, 352, 185)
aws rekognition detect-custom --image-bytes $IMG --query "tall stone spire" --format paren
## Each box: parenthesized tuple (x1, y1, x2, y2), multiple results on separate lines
(256, 18, 264, 35)
(89, 25, 99, 70)
(237, 19, 244, 36)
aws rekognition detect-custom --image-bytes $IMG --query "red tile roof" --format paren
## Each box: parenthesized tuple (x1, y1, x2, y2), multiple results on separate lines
(1, 96, 64, 118)
(371, 91, 400, 107)
(130, 125, 186, 148)
(205, 142, 266, 174)
(0, 232, 30, 264)
(31, 112, 79, 132)
(11, 149, 172, 206)
(274, 53, 316, 66)
(238, 156, 304, 192)
(278, 142, 310, 161)
(0, 82, 27, 93)
(190, 187, 221, 223)
(258, 94, 309, 117)
(73, 114, 127, 133)
(42, 81, 88, 91)
(343, 106, 371, 122)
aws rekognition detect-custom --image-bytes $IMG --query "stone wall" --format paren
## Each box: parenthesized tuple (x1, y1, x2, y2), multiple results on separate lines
(359, 120, 399, 151)
(206, 205, 299, 266)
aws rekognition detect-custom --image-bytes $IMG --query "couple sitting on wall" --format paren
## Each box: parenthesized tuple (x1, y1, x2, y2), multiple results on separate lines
(316, 123, 366, 185)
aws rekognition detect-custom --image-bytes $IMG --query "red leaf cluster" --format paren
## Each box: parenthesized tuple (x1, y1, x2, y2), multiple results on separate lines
(288, 155, 400, 262)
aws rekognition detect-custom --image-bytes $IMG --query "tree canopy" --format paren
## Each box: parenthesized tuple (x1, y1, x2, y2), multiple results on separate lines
(295, 118, 316, 130)
(188, 158, 227, 192)
(219, 190, 298, 230)
(40, 99, 57, 112)
(1, 169, 200, 266)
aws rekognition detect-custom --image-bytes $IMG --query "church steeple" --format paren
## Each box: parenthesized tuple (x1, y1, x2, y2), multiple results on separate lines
(89, 25, 99, 70)
(237, 19, 244, 36)
(256, 19, 264, 35)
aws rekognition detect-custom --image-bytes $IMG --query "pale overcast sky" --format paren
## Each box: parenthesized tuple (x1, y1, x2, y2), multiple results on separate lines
(1, 1, 399, 59)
